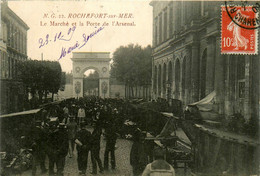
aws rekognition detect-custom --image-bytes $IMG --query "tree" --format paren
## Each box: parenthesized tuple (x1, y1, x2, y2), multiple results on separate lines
(110, 44, 152, 98)
(60, 72, 66, 91)
(44, 61, 62, 101)
(17, 60, 63, 105)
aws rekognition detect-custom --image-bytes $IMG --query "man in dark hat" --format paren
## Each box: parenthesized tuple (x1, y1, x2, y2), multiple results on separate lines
(56, 123, 69, 176)
(91, 122, 104, 174)
(46, 117, 60, 176)
(75, 122, 92, 175)
(130, 129, 147, 176)
(31, 120, 48, 176)
(104, 123, 117, 170)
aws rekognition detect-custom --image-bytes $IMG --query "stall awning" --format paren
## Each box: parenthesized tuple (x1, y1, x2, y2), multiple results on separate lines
(0, 109, 42, 119)
(190, 91, 216, 112)
(189, 91, 220, 121)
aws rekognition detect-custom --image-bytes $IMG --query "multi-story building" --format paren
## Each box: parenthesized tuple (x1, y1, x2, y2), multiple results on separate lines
(150, 1, 259, 121)
(0, 2, 29, 114)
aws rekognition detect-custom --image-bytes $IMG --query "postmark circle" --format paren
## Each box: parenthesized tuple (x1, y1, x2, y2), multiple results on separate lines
(225, 1, 260, 30)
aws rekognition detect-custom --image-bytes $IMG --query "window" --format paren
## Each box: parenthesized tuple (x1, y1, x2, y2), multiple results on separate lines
(237, 57, 245, 80)
(176, 2, 181, 29)
(159, 14, 162, 43)
(183, 2, 187, 24)
(21, 34, 23, 53)
(164, 8, 167, 41)
(237, 57, 245, 99)
(2, 22, 7, 43)
(169, 6, 173, 36)
(25, 35, 27, 54)
(155, 17, 158, 46)
(238, 81, 245, 98)
(8, 56, 10, 78)
(14, 28, 17, 50)
(7, 23, 10, 46)
(201, 1, 204, 16)
(11, 56, 14, 78)
(0, 52, 3, 78)
(11, 25, 14, 48)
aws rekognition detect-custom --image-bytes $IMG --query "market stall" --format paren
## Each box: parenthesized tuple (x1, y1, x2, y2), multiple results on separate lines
(0, 109, 41, 175)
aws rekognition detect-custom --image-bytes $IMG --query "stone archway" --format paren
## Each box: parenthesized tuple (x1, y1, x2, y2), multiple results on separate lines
(71, 52, 111, 98)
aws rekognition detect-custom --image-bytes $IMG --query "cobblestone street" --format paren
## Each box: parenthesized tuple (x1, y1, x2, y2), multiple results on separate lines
(21, 126, 191, 176)
(63, 132, 133, 176)
(22, 126, 133, 176)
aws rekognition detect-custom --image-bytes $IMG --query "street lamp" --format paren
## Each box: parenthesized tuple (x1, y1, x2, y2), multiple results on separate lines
(166, 80, 171, 102)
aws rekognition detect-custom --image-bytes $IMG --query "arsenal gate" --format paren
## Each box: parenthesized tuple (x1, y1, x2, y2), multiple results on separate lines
(71, 52, 111, 98)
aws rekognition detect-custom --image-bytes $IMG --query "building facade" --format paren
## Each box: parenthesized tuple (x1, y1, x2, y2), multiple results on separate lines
(0, 2, 29, 114)
(150, 1, 259, 120)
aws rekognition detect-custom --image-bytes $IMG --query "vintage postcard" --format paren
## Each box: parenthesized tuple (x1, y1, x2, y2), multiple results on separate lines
(0, 0, 259, 176)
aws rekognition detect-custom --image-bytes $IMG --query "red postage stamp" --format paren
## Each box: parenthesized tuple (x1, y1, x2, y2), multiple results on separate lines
(221, 5, 258, 54)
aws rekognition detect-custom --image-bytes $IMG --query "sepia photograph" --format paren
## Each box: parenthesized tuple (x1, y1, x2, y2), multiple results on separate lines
(0, 0, 259, 175)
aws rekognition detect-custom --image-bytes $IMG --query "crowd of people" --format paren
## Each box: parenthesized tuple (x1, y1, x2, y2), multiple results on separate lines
(30, 97, 125, 175)
(29, 96, 176, 176)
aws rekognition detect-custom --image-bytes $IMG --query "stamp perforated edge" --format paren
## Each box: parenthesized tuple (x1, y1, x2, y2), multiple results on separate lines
(220, 5, 259, 55)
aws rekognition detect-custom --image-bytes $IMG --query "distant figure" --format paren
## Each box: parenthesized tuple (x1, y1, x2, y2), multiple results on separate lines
(41, 108, 48, 124)
(104, 123, 117, 170)
(75, 122, 92, 175)
(63, 105, 69, 115)
(31, 121, 48, 176)
(63, 105, 70, 124)
(46, 118, 62, 176)
(142, 147, 175, 176)
(184, 105, 203, 123)
(90, 122, 104, 174)
(86, 108, 93, 125)
(56, 123, 69, 176)
(183, 106, 192, 120)
(67, 117, 77, 157)
(77, 106, 86, 125)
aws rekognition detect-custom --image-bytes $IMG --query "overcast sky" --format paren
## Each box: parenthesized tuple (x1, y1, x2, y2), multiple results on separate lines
(8, 1, 153, 73)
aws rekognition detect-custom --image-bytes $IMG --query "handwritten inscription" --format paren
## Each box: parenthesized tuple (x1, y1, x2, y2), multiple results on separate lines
(39, 26, 76, 48)
(38, 26, 104, 60)
(58, 41, 79, 60)
(38, 10, 136, 60)
(61, 27, 104, 60)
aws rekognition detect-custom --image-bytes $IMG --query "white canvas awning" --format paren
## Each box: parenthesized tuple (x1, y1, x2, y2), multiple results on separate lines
(190, 91, 216, 112)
